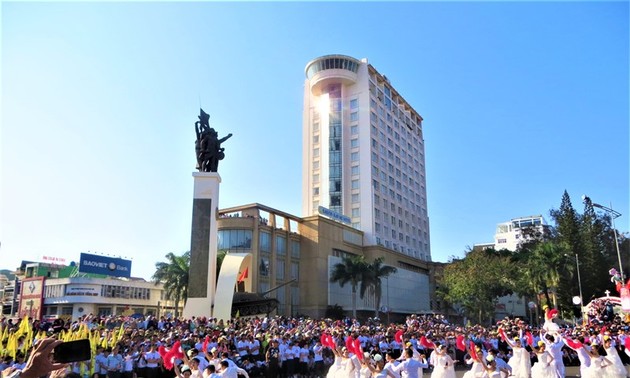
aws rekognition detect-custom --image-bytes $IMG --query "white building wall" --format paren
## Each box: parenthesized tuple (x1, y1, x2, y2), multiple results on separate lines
(42, 277, 166, 320)
(303, 55, 430, 262)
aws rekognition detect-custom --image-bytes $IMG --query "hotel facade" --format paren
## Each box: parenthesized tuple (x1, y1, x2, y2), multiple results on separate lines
(302, 55, 431, 261)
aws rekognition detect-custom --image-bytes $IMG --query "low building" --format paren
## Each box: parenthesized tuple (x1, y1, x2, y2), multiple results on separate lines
(9, 260, 176, 321)
(217, 203, 444, 320)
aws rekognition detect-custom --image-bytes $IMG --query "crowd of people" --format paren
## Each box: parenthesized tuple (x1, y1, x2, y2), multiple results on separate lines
(1, 310, 630, 378)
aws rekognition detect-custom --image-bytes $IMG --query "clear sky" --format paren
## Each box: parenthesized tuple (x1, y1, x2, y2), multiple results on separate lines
(2, 1, 628, 281)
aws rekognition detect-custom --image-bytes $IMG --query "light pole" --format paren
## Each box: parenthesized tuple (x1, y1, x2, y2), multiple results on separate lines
(565, 253, 585, 323)
(582, 195, 623, 279)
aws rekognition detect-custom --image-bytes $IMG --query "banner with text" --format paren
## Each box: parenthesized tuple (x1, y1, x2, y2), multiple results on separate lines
(79, 253, 132, 278)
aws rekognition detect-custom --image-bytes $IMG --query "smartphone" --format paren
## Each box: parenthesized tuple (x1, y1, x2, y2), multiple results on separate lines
(53, 339, 92, 363)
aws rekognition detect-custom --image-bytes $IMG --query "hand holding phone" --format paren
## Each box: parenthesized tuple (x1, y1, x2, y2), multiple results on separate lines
(53, 339, 92, 363)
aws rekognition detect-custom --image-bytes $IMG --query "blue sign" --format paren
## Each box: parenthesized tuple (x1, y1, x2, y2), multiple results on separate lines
(79, 253, 132, 278)
(318, 206, 352, 225)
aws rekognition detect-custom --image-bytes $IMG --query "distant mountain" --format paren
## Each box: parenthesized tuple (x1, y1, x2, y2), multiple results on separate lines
(0, 269, 15, 280)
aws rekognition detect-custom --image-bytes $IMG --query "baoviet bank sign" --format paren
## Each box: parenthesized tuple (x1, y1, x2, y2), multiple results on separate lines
(79, 253, 132, 278)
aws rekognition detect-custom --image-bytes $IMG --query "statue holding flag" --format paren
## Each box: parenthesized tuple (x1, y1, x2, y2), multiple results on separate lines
(194, 109, 233, 173)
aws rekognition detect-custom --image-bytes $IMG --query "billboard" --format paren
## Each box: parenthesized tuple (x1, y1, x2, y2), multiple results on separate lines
(79, 253, 132, 278)
(18, 277, 44, 320)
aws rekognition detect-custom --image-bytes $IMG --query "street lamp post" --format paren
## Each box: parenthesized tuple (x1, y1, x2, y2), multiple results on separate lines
(582, 195, 623, 279)
(566, 253, 585, 323)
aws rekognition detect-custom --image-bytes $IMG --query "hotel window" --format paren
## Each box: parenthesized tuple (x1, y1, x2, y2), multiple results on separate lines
(290, 262, 299, 280)
(313, 135, 319, 144)
(290, 240, 300, 258)
(374, 209, 381, 218)
(313, 148, 319, 157)
(351, 125, 358, 135)
(351, 138, 359, 148)
(351, 152, 359, 162)
(351, 166, 359, 176)
(313, 174, 319, 183)
(276, 259, 285, 280)
(260, 234, 271, 252)
(276, 236, 287, 255)
(375, 223, 381, 232)
(313, 187, 319, 195)
(313, 161, 319, 170)
(352, 208, 360, 217)
(374, 194, 380, 205)
(218, 229, 253, 249)
(350, 98, 358, 109)
(350, 112, 358, 121)
(352, 194, 360, 203)
(351, 180, 359, 189)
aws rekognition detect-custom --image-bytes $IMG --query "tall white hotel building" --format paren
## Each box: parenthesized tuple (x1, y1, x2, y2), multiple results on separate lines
(302, 55, 431, 261)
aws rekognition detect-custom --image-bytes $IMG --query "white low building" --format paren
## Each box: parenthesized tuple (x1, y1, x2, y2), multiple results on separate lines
(42, 277, 172, 320)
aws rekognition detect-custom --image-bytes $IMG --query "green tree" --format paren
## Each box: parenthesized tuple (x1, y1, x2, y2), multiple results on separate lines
(580, 197, 615, 299)
(152, 251, 190, 317)
(513, 241, 568, 308)
(329, 255, 368, 318)
(439, 247, 516, 325)
(360, 257, 397, 317)
(549, 191, 588, 309)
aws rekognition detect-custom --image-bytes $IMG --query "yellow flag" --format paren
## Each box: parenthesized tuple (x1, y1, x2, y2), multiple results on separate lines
(7, 333, 18, 359)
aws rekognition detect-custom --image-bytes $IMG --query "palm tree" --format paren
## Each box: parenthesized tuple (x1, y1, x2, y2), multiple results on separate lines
(360, 257, 397, 317)
(152, 251, 190, 317)
(329, 255, 368, 318)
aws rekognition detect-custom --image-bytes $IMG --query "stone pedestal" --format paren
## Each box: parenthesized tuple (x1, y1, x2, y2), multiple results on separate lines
(183, 172, 220, 319)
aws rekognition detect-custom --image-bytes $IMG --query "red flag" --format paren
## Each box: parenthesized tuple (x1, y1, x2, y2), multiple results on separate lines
(345, 337, 355, 354)
(238, 268, 249, 282)
(456, 335, 465, 352)
(395, 329, 404, 344)
(420, 336, 435, 349)
(525, 332, 533, 347)
(565, 337, 583, 350)
(353, 339, 363, 360)
(625, 336, 630, 351)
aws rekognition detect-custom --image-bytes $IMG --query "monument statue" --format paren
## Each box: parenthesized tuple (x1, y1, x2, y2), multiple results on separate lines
(195, 108, 232, 172)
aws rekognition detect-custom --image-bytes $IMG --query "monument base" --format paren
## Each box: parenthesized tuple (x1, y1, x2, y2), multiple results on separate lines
(182, 172, 221, 319)
(183, 298, 214, 319)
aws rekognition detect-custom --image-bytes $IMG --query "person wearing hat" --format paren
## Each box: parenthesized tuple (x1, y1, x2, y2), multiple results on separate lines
(174, 364, 192, 378)
(531, 340, 557, 378)
(504, 335, 530, 378)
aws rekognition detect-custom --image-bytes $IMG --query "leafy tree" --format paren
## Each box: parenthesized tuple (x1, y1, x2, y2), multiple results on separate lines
(329, 255, 368, 318)
(580, 197, 615, 299)
(152, 251, 190, 317)
(360, 257, 397, 317)
(513, 241, 568, 308)
(439, 247, 516, 325)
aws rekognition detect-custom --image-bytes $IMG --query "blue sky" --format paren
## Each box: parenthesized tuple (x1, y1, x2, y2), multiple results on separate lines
(2, 2, 628, 280)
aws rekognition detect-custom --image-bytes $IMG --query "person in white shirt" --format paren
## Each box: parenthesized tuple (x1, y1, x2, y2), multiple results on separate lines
(383, 352, 400, 378)
(218, 360, 249, 378)
(249, 337, 261, 362)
